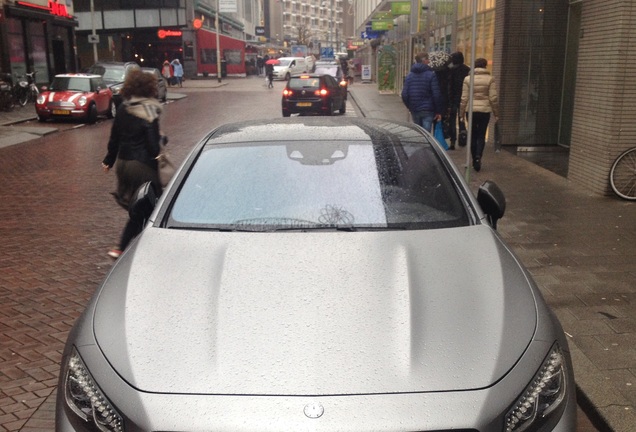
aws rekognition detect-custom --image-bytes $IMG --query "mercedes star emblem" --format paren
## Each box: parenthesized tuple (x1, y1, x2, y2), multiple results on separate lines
(303, 402, 324, 419)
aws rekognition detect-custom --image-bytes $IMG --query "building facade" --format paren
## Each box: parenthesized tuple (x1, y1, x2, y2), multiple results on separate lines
(72, 0, 263, 77)
(266, 0, 346, 57)
(350, 0, 636, 196)
(0, 0, 77, 86)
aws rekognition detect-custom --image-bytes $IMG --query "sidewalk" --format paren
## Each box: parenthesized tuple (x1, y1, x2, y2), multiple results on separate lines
(3, 78, 635, 432)
(348, 82, 636, 432)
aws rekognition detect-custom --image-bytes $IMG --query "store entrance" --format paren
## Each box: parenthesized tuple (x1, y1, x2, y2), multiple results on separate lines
(127, 30, 183, 70)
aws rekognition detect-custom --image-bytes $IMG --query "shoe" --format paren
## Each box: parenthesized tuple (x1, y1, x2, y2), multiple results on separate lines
(107, 249, 122, 259)
(449, 144, 456, 150)
(473, 158, 481, 172)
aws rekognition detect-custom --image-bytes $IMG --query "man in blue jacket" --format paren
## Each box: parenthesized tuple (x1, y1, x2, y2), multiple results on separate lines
(401, 52, 444, 133)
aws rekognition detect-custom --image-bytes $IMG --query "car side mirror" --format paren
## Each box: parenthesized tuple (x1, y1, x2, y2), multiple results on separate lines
(128, 181, 158, 225)
(477, 180, 506, 229)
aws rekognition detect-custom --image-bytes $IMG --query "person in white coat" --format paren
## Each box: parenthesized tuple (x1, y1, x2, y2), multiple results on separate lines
(459, 58, 499, 172)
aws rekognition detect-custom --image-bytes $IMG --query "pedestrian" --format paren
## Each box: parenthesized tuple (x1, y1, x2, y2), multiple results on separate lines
(161, 60, 173, 86)
(265, 62, 274, 88)
(459, 58, 499, 172)
(448, 51, 470, 149)
(401, 52, 444, 133)
(102, 69, 165, 259)
(347, 59, 355, 85)
(171, 58, 183, 87)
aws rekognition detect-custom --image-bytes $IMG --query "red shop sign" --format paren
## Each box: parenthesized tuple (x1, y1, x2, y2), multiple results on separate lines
(16, 1, 72, 19)
(158, 29, 183, 39)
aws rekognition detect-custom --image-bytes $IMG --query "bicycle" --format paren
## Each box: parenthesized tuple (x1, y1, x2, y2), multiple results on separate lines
(15, 71, 39, 106)
(609, 146, 636, 200)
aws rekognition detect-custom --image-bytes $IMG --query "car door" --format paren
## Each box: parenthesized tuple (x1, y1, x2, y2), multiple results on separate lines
(92, 77, 110, 112)
(325, 75, 343, 108)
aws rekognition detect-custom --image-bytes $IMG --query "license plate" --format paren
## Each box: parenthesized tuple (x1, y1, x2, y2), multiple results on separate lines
(296, 102, 312, 107)
(52, 109, 70, 115)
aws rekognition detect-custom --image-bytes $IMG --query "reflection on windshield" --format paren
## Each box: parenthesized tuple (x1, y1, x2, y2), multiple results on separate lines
(169, 140, 469, 231)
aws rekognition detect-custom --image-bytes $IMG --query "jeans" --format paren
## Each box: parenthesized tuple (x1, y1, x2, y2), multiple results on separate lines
(411, 110, 435, 133)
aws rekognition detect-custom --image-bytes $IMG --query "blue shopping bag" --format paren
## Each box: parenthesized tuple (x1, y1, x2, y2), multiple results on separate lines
(434, 121, 449, 150)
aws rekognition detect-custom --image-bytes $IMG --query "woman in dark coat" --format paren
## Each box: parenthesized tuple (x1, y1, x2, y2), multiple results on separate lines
(102, 68, 163, 258)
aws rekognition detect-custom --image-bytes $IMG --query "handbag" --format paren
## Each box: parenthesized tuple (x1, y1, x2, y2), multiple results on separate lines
(156, 136, 175, 187)
(458, 121, 467, 147)
(434, 121, 449, 150)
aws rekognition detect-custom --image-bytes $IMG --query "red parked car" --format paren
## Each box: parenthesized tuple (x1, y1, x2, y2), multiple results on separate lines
(35, 73, 115, 124)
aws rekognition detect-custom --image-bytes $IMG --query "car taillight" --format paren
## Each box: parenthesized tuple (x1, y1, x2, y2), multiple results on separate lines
(339, 80, 347, 87)
(315, 88, 328, 97)
(283, 89, 292, 96)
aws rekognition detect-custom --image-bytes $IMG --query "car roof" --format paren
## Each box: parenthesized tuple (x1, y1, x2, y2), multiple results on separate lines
(91, 61, 139, 67)
(289, 73, 330, 79)
(204, 117, 426, 143)
(53, 73, 102, 79)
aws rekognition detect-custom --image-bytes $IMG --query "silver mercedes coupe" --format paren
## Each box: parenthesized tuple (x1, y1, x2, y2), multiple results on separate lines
(56, 117, 576, 432)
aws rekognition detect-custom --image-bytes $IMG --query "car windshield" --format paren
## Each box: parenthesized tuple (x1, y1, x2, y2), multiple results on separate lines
(288, 78, 320, 89)
(49, 77, 91, 92)
(168, 138, 469, 231)
(277, 59, 292, 66)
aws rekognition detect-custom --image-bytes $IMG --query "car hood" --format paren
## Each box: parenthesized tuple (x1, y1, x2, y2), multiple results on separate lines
(94, 225, 537, 395)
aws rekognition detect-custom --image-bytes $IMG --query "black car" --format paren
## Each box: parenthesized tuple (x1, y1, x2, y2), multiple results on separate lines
(314, 60, 348, 98)
(86, 61, 140, 108)
(281, 73, 346, 117)
(141, 67, 168, 102)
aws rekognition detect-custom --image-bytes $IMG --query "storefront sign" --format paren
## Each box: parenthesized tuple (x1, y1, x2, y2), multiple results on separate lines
(158, 29, 183, 39)
(361, 65, 371, 82)
(16, 1, 72, 19)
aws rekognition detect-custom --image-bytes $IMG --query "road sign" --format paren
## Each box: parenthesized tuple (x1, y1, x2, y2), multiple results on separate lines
(88, 34, 100, 44)
(321, 47, 334, 59)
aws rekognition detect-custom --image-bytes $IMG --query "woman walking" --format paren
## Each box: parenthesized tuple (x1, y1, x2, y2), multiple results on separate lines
(459, 58, 499, 172)
(102, 69, 164, 259)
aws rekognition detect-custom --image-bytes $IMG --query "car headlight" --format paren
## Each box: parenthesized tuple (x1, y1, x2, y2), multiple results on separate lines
(505, 343, 568, 432)
(63, 348, 123, 432)
(78, 96, 87, 107)
(111, 85, 122, 95)
(36, 94, 46, 104)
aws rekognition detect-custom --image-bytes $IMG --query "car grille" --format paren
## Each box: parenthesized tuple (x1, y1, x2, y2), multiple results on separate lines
(47, 101, 75, 109)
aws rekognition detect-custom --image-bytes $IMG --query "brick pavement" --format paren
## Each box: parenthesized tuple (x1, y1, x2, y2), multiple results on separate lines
(1, 77, 635, 432)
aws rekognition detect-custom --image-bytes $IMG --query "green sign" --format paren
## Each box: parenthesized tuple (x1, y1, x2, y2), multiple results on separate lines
(391, 1, 410, 16)
(371, 20, 394, 31)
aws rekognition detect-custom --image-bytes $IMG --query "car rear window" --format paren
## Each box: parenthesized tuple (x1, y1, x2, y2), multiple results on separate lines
(288, 77, 320, 90)
(167, 139, 470, 231)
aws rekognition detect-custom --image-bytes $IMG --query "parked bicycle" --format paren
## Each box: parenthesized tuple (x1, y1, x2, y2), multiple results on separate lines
(14, 71, 39, 106)
(609, 146, 636, 200)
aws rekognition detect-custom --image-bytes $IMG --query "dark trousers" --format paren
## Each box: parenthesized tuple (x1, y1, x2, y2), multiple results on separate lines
(448, 103, 459, 144)
(469, 112, 491, 161)
(119, 219, 143, 251)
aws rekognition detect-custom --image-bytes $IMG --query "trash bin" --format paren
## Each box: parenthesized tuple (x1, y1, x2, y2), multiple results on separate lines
(221, 60, 227, 78)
